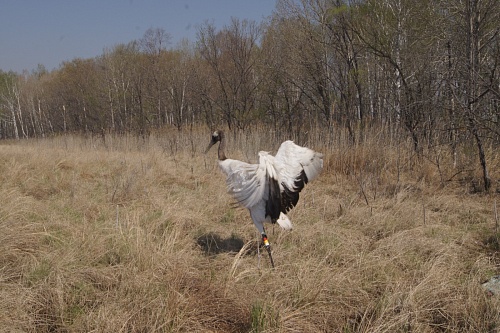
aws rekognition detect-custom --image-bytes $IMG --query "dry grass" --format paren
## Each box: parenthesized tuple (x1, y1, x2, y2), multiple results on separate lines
(0, 127, 499, 332)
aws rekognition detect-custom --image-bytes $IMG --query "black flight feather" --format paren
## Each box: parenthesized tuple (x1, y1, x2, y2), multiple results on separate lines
(280, 169, 309, 213)
(266, 176, 282, 223)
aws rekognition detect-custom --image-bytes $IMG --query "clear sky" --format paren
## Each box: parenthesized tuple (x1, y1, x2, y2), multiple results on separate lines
(0, 0, 277, 73)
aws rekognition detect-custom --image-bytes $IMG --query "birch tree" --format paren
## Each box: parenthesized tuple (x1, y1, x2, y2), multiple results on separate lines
(0, 71, 21, 139)
(445, 0, 500, 191)
(197, 18, 263, 130)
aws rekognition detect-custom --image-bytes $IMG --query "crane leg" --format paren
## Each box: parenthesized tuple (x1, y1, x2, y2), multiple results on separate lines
(261, 232, 275, 268)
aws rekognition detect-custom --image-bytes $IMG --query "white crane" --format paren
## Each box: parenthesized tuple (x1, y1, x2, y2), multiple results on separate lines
(205, 130, 323, 267)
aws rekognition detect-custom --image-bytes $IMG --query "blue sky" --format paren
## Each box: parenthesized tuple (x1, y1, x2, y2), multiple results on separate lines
(0, 0, 277, 73)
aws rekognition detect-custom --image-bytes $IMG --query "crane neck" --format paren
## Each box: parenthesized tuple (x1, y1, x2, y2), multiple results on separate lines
(218, 132, 227, 161)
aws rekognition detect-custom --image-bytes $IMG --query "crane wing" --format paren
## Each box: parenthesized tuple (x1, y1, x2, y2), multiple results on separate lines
(273, 141, 323, 212)
(218, 142, 323, 224)
(219, 159, 266, 209)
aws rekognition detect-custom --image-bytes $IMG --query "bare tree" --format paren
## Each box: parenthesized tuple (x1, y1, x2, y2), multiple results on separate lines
(352, 0, 445, 153)
(0, 71, 20, 139)
(450, 0, 499, 191)
(197, 18, 262, 130)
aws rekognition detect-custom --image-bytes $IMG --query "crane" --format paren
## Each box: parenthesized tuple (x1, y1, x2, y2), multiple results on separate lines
(205, 130, 323, 268)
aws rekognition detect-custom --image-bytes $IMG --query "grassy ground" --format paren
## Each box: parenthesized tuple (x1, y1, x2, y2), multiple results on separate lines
(0, 128, 499, 332)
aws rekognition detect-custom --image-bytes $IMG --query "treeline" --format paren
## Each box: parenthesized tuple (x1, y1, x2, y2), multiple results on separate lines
(1, 0, 499, 188)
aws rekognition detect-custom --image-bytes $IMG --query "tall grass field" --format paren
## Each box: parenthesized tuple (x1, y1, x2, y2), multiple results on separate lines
(1, 127, 499, 332)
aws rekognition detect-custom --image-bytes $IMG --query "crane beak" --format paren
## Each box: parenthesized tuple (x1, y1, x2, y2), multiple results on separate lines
(205, 141, 215, 154)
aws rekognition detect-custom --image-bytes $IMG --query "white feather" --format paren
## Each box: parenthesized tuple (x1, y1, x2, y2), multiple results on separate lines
(218, 159, 266, 209)
(277, 213, 293, 230)
(274, 141, 323, 189)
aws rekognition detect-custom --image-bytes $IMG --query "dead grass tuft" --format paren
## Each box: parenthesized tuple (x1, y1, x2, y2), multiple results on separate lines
(0, 128, 499, 332)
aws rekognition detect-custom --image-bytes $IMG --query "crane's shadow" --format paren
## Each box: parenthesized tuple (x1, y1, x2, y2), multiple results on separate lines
(196, 232, 251, 256)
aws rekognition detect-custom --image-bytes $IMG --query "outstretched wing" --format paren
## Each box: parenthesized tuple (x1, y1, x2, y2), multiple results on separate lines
(273, 141, 323, 213)
(219, 159, 266, 209)
(218, 142, 323, 223)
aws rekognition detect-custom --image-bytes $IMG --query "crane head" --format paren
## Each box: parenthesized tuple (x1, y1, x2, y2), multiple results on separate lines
(205, 130, 222, 153)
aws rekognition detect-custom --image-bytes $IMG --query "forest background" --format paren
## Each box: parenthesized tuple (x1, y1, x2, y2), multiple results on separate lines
(1, 0, 499, 192)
